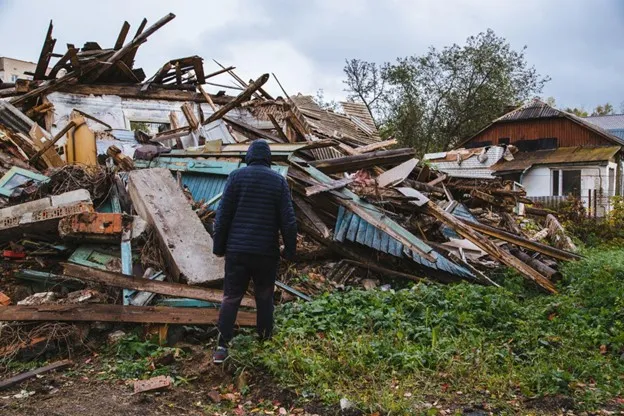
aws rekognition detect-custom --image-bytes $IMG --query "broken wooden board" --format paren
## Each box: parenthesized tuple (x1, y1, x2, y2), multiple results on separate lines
(0, 292, 10, 306)
(0, 304, 256, 325)
(0, 360, 73, 391)
(62, 263, 255, 308)
(134, 375, 172, 394)
(377, 158, 419, 188)
(127, 168, 224, 284)
(310, 149, 416, 174)
(396, 187, 429, 207)
(305, 177, 353, 197)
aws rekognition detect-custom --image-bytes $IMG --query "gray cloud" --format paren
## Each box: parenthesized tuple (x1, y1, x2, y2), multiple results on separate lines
(0, 0, 622, 110)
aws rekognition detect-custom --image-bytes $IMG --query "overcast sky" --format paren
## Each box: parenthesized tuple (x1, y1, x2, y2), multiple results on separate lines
(1, 0, 623, 111)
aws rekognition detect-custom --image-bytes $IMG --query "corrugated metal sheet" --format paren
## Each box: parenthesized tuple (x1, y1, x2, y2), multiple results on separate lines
(583, 114, 624, 130)
(496, 100, 560, 122)
(181, 173, 228, 209)
(334, 206, 475, 279)
(441, 203, 478, 239)
(491, 146, 620, 173)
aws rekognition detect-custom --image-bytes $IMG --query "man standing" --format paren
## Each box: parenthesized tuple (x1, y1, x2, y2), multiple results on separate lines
(212, 140, 297, 363)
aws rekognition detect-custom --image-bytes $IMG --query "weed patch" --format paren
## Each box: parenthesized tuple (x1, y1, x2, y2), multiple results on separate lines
(232, 246, 624, 414)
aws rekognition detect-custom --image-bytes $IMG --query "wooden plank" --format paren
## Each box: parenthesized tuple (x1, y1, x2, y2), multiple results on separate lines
(30, 121, 65, 168)
(352, 138, 397, 154)
(0, 360, 73, 391)
(427, 173, 447, 187)
(198, 84, 217, 111)
(267, 114, 289, 143)
(424, 201, 558, 293)
(0, 304, 256, 325)
(377, 158, 419, 188)
(305, 177, 353, 196)
(310, 149, 416, 174)
(293, 194, 331, 238)
(223, 115, 283, 143)
(127, 168, 224, 284)
(203, 74, 270, 125)
(34, 21, 56, 80)
(55, 84, 232, 104)
(87, 13, 176, 82)
(62, 263, 255, 307)
(464, 218, 581, 261)
(114, 21, 131, 50)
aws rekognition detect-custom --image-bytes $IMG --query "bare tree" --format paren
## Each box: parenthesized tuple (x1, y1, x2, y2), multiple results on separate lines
(343, 59, 386, 126)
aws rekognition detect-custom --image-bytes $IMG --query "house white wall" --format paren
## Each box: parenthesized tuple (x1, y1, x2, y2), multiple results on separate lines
(521, 163, 615, 216)
(45, 91, 272, 149)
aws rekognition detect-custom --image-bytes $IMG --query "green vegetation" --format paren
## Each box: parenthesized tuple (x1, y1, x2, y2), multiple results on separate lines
(99, 333, 183, 381)
(233, 247, 624, 414)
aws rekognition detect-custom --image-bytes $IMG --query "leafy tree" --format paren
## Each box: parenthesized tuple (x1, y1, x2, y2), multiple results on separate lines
(564, 107, 589, 117)
(343, 59, 385, 126)
(591, 103, 614, 116)
(344, 30, 549, 154)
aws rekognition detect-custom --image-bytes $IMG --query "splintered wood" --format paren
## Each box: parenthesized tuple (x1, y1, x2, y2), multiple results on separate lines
(128, 168, 224, 284)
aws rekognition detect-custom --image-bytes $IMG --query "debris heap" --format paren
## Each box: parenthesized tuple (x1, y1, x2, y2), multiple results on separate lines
(0, 13, 579, 366)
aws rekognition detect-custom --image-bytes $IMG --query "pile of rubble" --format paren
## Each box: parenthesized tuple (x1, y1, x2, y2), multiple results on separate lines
(0, 13, 580, 376)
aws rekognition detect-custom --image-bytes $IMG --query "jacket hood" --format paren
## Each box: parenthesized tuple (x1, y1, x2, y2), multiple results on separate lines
(245, 140, 271, 166)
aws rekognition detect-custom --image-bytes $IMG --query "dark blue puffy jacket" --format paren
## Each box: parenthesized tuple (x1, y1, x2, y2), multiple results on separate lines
(213, 140, 297, 259)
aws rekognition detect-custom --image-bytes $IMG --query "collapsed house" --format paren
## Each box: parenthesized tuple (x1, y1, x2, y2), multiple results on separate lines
(426, 99, 624, 216)
(0, 14, 583, 372)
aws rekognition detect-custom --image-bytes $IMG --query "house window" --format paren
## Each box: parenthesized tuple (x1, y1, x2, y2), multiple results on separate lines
(498, 137, 510, 145)
(562, 170, 581, 197)
(10, 74, 18, 82)
(129, 121, 170, 135)
(552, 170, 559, 196)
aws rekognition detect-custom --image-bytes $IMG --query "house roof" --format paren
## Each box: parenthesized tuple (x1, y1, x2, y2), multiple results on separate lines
(491, 145, 621, 174)
(584, 114, 624, 130)
(290, 95, 381, 147)
(458, 99, 624, 148)
(584, 114, 624, 141)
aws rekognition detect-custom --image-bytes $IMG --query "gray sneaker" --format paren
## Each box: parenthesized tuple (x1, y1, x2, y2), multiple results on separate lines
(213, 346, 228, 364)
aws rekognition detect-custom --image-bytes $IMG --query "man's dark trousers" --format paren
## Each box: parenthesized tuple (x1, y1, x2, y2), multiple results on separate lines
(217, 253, 278, 347)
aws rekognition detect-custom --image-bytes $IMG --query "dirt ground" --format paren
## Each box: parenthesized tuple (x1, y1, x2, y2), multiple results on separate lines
(0, 344, 345, 416)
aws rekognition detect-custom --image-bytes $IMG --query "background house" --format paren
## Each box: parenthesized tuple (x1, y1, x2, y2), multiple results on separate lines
(584, 113, 624, 142)
(0, 57, 37, 82)
(426, 99, 624, 216)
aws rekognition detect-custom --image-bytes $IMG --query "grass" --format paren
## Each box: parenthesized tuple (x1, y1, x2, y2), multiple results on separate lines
(231, 246, 624, 414)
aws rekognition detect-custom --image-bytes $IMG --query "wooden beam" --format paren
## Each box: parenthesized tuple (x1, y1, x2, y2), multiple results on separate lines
(293, 194, 331, 238)
(0, 360, 73, 391)
(197, 84, 217, 111)
(87, 13, 176, 82)
(55, 83, 233, 104)
(203, 65, 235, 80)
(203, 73, 270, 125)
(352, 138, 397, 154)
(223, 115, 283, 143)
(305, 177, 353, 196)
(424, 201, 558, 293)
(62, 263, 255, 307)
(310, 148, 416, 174)
(34, 20, 56, 80)
(29, 120, 76, 164)
(0, 304, 256, 325)
(464, 218, 581, 261)
(114, 21, 131, 50)
(267, 114, 289, 143)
